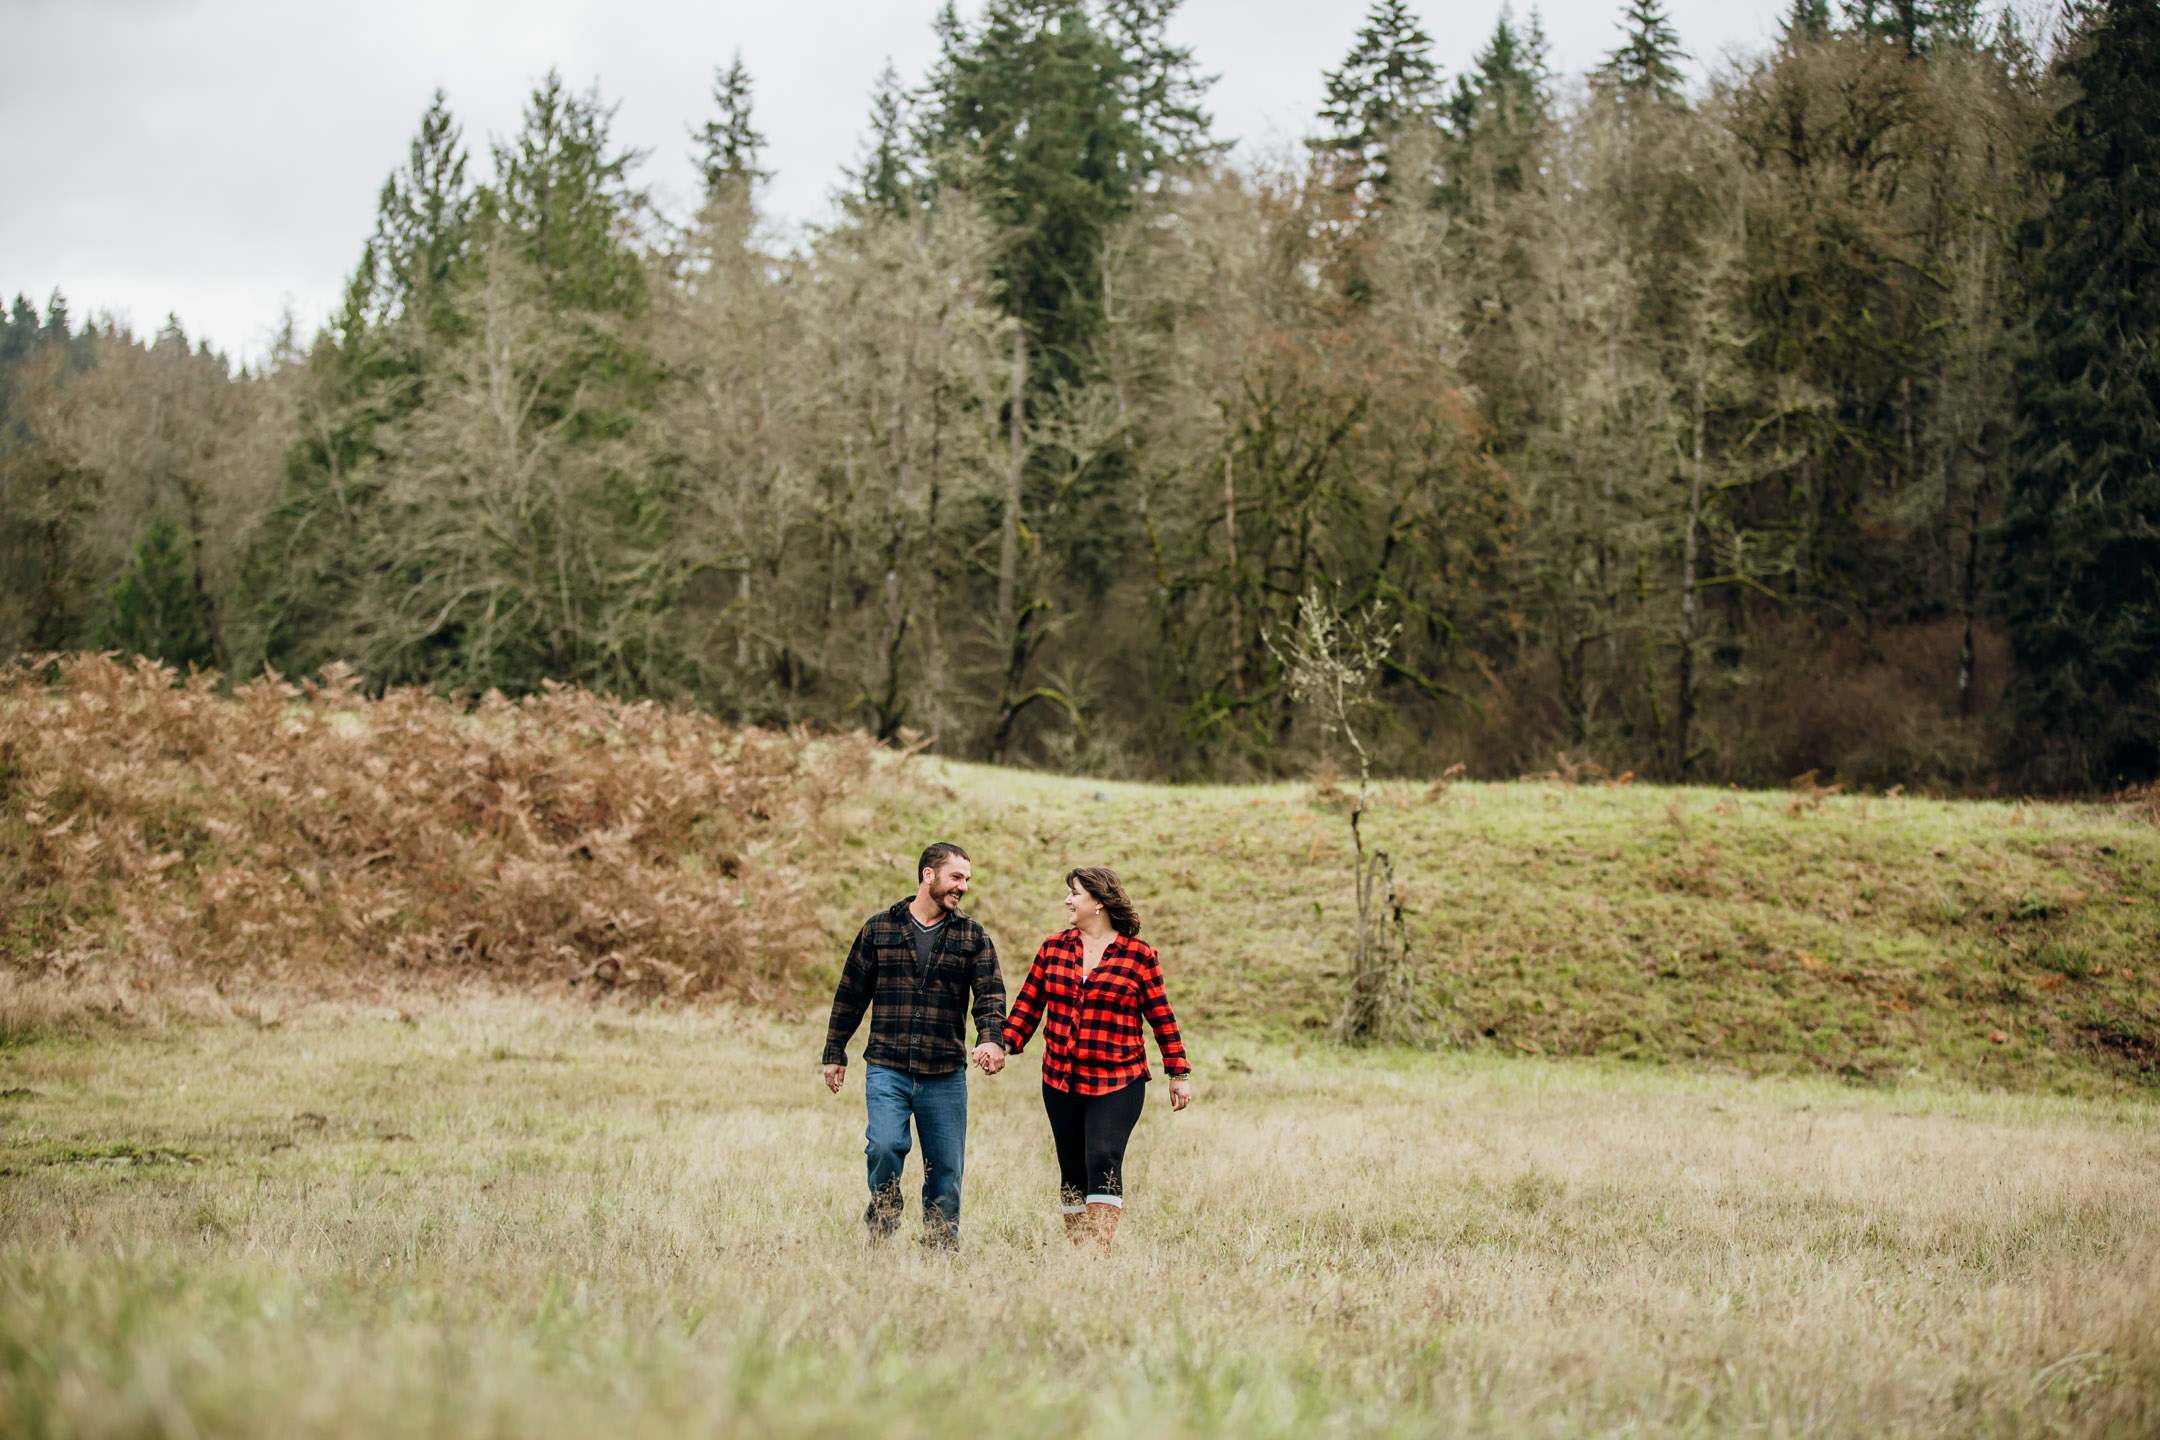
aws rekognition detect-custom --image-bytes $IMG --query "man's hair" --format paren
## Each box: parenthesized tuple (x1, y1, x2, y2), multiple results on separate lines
(918, 842, 970, 883)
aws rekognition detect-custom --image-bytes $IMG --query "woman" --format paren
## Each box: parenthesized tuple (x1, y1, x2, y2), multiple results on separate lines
(999, 866, 1191, 1249)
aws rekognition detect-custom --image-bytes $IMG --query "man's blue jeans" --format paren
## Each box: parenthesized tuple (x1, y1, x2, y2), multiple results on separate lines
(862, 1063, 967, 1241)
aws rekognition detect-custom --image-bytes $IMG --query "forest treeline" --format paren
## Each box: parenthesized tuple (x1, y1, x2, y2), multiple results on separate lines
(3, 0, 2155, 790)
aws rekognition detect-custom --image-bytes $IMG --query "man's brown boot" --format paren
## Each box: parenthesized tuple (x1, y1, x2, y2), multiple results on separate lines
(1085, 1200, 1121, 1250)
(1061, 1209, 1088, 1245)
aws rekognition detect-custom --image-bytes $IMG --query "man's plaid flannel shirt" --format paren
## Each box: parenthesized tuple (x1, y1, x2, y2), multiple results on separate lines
(1001, 930, 1190, 1096)
(822, 900, 1006, 1077)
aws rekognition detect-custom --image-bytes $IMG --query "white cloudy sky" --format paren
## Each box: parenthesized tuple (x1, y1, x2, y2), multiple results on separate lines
(1, 0, 1787, 362)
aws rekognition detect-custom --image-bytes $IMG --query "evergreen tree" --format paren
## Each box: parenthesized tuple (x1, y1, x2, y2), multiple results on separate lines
(91, 513, 217, 670)
(153, 314, 189, 359)
(1318, 0, 1441, 193)
(693, 53, 768, 200)
(488, 71, 647, 315)
(1, 295, 44, 416)
(1445, 7, 1551, 192)
(372, 91, 474, 335)
(1596, 0, 1688, 105)
(1781, 0, 1834, 44)
(0, 302, 100, 653)
(1097, 0, 1215, 173)
(926, 0, 1212, 370)
(1842, 0, 1937, 56)
(848, 60, 917, 211)
(1, 291, 95, 391)
(0, 295, 37, 368)
(1998, 0, 2160, 784)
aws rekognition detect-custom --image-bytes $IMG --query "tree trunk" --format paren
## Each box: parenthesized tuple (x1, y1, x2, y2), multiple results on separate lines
(741, 375, 770, 672)
(874, 323, 917, 740)
(826, 436, 851, 632)
(1957, 481, 1981, 715)
(925, 324, 947, 748)
(995, 325, 1025, 660)
(1637, 553, 1664, 754)
(1223, 448, 1244, 696)
(1335, 710, 1379, 1042)
(1676, 360, 1706, 779)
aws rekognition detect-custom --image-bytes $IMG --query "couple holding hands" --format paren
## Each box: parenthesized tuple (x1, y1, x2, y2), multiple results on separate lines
(821, 842, 1190, 1250)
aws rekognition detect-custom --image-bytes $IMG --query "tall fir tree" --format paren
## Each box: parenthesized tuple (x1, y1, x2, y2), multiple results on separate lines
(235, 95, 474, 680)
(488, 71, 647, 315)
(693, 53, 768, 201)
(1596, 0, 1688, 105)
(372, 90, 474, 336)
(1446, 7, 1551, 192)
(926, 0, 1211, 371)
(1096, 0, 1216, 173)
(1318, 0, 1442, 194)
(849, 60, 918, 212)
(1998, 0, 2160, 784)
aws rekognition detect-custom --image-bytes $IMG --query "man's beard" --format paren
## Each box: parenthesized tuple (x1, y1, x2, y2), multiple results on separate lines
(930, 882, 962, 911)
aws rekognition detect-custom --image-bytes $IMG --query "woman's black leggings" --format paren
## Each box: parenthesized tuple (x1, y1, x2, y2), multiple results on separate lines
(1042, 1078, 1146, 1207)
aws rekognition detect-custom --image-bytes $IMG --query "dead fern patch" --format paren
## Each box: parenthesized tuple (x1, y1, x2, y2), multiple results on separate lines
(0, 654, 874, 1003)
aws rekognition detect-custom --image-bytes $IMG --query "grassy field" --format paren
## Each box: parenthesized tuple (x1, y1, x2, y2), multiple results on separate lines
(819, 761, 2160, 1094)
(1, 994, 2155, 1438)
(5, 740, 2159, 1436)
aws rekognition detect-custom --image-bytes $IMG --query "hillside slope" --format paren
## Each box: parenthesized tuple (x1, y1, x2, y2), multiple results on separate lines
(816, 761, 2160, 1094)
(7, 656, 2153, 1094)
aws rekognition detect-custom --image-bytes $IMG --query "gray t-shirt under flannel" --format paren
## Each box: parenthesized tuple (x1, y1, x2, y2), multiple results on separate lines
(908, 912, 945, 974)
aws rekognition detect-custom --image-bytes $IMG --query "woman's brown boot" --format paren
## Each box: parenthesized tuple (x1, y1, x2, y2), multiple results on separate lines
(1061, 1209, 1088, 1245)
(1085, 1200, 1121, 1250)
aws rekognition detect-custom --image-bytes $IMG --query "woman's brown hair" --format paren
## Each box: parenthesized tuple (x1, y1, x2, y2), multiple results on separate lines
(1065, 866, 1141, 938)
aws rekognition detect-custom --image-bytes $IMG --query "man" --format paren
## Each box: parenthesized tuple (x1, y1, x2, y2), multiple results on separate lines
(822, 841, 1006, 1247)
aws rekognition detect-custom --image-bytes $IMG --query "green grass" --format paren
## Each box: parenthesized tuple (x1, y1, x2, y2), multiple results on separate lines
(0, 999, 2154, 1438)
(813, 763, 2160, 1093)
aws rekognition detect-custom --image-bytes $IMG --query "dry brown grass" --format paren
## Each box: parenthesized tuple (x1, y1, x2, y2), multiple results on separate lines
(0, 997, 2154, 1438)
(0, 654, 873, 1001)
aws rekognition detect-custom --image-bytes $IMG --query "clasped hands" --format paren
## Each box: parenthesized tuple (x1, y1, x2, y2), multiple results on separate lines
(821, 1043, 1003, 1095)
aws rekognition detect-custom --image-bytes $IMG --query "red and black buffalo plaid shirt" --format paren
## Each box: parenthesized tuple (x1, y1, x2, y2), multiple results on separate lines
(1001, 931, 1189, 1095)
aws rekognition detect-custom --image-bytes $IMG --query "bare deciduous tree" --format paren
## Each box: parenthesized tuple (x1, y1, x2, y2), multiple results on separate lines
(1271, 584, 1430, 1044)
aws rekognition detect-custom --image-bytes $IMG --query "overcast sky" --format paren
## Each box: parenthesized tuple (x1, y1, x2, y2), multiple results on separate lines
(1, 0, 1787, 363)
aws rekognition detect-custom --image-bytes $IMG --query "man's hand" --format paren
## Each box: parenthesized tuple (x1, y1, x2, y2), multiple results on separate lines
(1167, 1077, 1191, 1111)
(822, 1063, 846, 1094)
(971, 1042, 1005, 1075)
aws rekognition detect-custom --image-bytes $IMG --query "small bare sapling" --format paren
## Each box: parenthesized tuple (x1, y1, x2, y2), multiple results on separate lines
(1269, 586, 1437, 1045)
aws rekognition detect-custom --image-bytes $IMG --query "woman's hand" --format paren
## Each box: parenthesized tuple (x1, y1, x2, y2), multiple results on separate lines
(1167, 1077, 1191, 1111)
